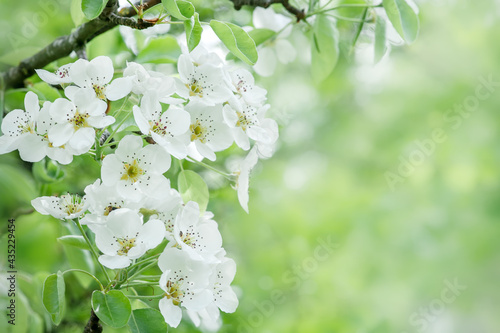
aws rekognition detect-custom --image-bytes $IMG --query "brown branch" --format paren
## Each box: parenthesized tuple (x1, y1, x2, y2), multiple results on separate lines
(83, 309, 102, 333)
(0, 0, 159, 90)
(230, 0, 306, 22)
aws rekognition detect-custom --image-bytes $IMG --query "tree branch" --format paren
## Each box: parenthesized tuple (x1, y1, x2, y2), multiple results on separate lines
(83, 309, 102, 333)
(0, 0, 159, 90)
(230, 0, 306, 22)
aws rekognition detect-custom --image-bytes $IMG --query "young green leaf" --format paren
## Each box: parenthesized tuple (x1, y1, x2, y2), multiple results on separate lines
(210, 20, 258, 65)
(383, 0, 419, 43)
(311, 14, 339, 83)
(135, 36, 181, 64)
(162, 0, 195, 21)
(42, 271, 66, 325)
(374, 17, 387, 63)
(128, 308, 169, 333)
(92, 290, 132, 328)
(178, 170, 209, 213)
(185, 13, 203, 52)
(81, 0, 107, 20)
(248, 29, 276, 47)
(57, 235, 89, 250)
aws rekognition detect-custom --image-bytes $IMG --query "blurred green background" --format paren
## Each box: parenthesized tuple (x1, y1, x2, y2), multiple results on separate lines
(1, 0, 500, 332)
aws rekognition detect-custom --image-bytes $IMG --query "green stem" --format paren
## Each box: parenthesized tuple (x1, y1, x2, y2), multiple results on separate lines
(126, 294, 164, 299)
(120, 281, 160, 289)
(186, 157, 232, 178)
(63, 269, 104, 291)
(74, 219, 111, 284)
(127, 260, 158, 282)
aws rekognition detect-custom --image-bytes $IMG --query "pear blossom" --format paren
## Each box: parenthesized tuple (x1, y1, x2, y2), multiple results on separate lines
(101, 135, 172, 201)
(188, 256, 238, 330)
(93, 208, 165, 269)
(65, 56, 132, 101)
(36, 101, 79, 165)
(229, 68, 267, 107)
(80, 179, 141, 227)
(48, 89, 114, 154)
(223, 102, 278, 151)
(232, 147, 259, 213)
(158, 248, 213, 328)
(184, 101, 233, 161)
(120, 62, 181, 105)
(169, 201, 223, 263)
(177, 53, 233, 105)
(133, 100, 191, 159)
(35, 63, 72, 85)
(252, 7, 296, 77)
(31, 194, 88, 220)
(0, 91, 47, 162)
(140, 188, 183, 240)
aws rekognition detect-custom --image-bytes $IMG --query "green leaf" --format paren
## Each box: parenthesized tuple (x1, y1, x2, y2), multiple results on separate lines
(71, 0, 86, 26)
(374, 17, 387, 63)
(32, 159, 65, 184)
(311, 14, 339, 83)
(29, 82, 62, 102)
(248, 28, 276, 47)
(81, 0, 107, 20)
(57, 235, 89, 250)
(128, 308, 169, 333)
(185, 13, 203, 52)
(92, 290, 132, 328)
(383, 0, 419, 43)
(210, 20, 258, 65)
(178, 170, 209, 213)
(162, 0, 195, 21)
(42, 272, 66, 325)
(135, 36, 181, 64)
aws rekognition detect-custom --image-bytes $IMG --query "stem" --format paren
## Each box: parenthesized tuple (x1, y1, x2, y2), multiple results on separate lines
(127, 260, 158, 282)
(63, 269, 104, 291)
(186, 157, 232, 178)
(120, 281, 160, 289)
(103, 110, 133, 146)
(127, 294, 164, 299)
(73, 219, 111, 284)
(84, 309, 102, 333)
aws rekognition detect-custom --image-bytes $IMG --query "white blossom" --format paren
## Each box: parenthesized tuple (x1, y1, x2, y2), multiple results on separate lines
(48, 89, 114, 154)
(133, 99, 191, 159)
(101, 135, 172, 201)
(93, 208, 165, 269)
(0, 91, 47, 162)
(170, 201, 223, 263)
(177, 53, 233, 105)
(184, 101, 233, 161)
(158, 248, 213, 328)
(223, 102, 278, 151)
(232, 147, 259, 213)
(35, 63, 72, 85)
(229, 68, 267, 107)
(31, 194, 88, 220)
(65, 55, 132, 101)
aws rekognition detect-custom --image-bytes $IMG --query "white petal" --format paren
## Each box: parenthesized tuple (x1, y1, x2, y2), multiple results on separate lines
(48, 123, 74, 147)
(18, 134, 47, 162)
(69, 128, 94, 152)
(159, 298, 182, 328)
(89, 56, 114, 85)
(106, 77, 133, 101)
(98, 255, 131, 269)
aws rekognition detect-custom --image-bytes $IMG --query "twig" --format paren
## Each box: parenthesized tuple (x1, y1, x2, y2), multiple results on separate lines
(83, 309, 102, 333)
(230, 0, 306, 22)
(0, 0, 159, 89)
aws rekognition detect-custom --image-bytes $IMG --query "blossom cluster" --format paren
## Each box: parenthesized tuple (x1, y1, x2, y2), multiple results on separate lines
(1, 45, 279, 330)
